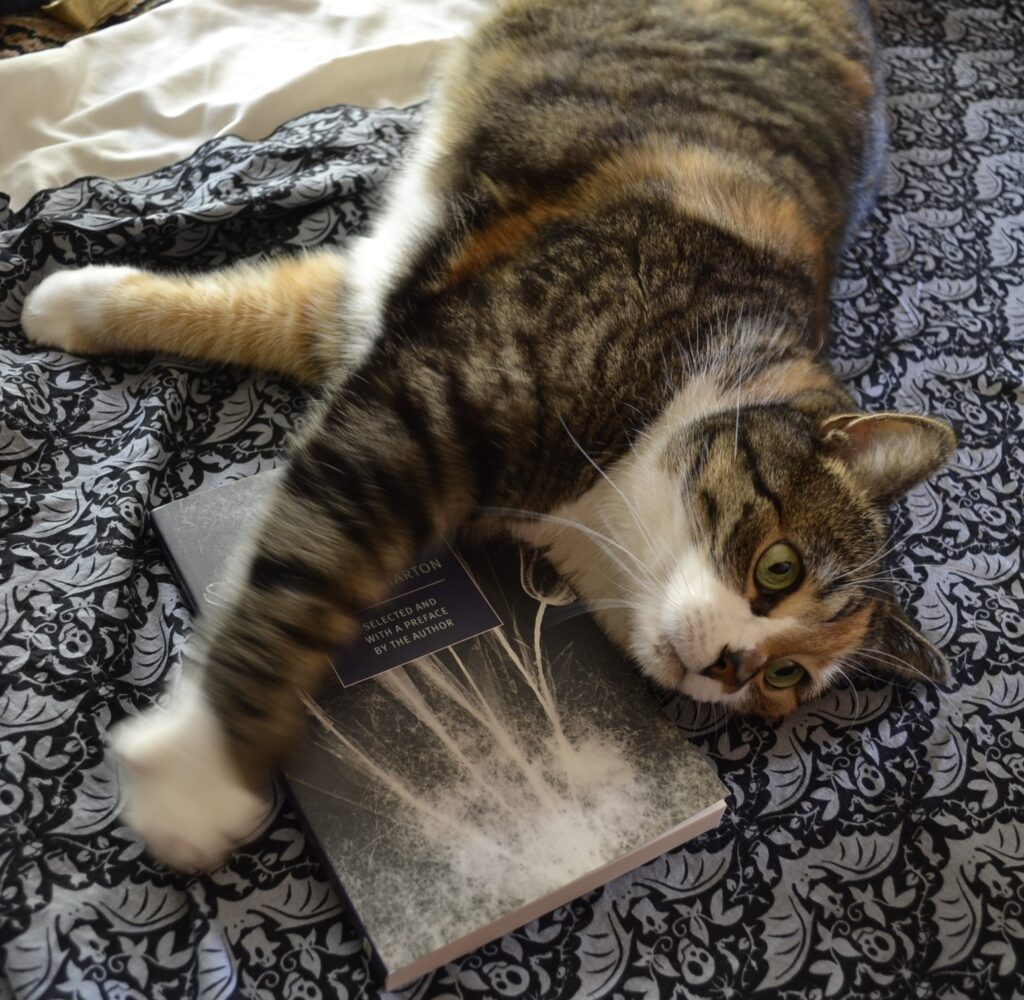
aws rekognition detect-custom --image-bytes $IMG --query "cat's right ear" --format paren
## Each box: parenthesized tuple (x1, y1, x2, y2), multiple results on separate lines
(821, 412, 957, 506)
(865, 601, 951, 684)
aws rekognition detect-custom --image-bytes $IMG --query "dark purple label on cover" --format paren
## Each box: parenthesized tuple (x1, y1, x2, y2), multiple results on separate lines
(333, 543, 501, 686)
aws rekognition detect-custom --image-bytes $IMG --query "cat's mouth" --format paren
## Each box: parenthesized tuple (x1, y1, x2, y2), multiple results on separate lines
(654, 641, 707, 688)
(656, 640, 754, 705)
(655, 642, 684, 682)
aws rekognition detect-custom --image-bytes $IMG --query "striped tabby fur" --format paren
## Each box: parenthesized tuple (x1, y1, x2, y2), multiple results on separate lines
(22, 0, 956, 870)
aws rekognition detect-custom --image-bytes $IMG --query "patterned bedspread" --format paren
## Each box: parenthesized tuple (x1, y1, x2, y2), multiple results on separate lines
(2, 2, 1023, 997)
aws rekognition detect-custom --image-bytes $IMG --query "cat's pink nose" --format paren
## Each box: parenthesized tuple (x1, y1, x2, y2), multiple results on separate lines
(701, 646, 764, 687)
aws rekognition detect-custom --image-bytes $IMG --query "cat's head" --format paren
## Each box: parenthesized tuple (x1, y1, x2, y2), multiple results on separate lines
(575, 394, 956, 718)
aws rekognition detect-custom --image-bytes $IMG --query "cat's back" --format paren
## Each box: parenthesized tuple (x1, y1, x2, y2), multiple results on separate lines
(364, 0, 882, 386)
(439, 0, 880, 221)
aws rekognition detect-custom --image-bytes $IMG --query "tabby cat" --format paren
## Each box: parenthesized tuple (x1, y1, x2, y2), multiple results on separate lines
(21, 0, 956, 871)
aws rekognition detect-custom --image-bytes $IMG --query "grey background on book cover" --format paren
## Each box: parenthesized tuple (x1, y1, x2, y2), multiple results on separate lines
(152, 471, 726, 974)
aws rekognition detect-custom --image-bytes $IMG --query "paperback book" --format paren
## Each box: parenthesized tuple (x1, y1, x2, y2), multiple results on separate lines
(151, 469, 727, 989)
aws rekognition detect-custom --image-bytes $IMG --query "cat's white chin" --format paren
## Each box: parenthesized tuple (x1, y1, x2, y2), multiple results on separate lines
(110, 675, 270, 871)
(674, 668, 749, 709)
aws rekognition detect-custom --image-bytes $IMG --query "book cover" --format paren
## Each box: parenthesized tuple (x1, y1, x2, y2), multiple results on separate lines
(151, 469, 728, 989)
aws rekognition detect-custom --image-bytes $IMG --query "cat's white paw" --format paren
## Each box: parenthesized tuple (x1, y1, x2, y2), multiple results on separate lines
(21, 265, 138, 354)
(110, 677, 269, 872)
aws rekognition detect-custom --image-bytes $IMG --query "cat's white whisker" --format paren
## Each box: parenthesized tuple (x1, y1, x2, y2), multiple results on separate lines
(594, 504, 658, 592)
(855, 646, 935, 684)
(483, 505, 647, 568)
(834, 535, 905, 581)
(484, 504, 657, 597)
(835, 669, 858, 717)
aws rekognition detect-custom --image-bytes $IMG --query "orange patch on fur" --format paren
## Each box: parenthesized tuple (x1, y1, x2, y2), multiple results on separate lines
(736, 602, 875, 715)
(762, 602, 876, 663)
(596, 142, 825, 270)
(742, 356, 841, 402)
(442, 140, 828, 291)
(446, 200, 573, 283)
(833, 54, 874, 103)
(106, 253, 345, 382)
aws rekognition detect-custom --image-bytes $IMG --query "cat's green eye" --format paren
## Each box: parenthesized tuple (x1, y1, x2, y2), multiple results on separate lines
(764, 660, 806, 689)
(755, 542, 802, 592)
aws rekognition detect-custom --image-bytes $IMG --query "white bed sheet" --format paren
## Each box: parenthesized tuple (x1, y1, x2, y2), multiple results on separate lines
(0, 0, 485, 211)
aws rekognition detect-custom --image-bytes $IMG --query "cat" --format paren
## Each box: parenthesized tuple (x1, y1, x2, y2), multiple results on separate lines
(21, 0, 956, 871)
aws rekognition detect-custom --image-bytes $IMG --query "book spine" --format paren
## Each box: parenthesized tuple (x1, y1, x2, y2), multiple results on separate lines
(279, 781, 391, 983)
(148, 509, 200, 613)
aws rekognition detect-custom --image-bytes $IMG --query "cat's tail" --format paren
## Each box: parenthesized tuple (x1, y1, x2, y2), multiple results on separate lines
(20, 251, 348, 383)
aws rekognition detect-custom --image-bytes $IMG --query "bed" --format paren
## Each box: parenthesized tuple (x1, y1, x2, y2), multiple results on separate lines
(1, 1, 1023, 997)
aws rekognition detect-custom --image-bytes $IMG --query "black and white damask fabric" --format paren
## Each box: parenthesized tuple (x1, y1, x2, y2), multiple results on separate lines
(1, 2, 1023, 997)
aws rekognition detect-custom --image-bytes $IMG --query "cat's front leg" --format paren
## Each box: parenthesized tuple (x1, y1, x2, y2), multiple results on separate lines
(110, 372, 474, 870)
(21, 253, 347, 383)
(110, 672, 271, 872)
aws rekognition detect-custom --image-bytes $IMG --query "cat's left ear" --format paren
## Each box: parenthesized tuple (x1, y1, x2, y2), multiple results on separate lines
(821, 412, 957, 506)
(865, 601, 951, 683)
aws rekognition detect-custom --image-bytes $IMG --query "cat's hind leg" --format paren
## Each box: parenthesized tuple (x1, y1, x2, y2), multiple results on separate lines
(21, 251, 347, 383)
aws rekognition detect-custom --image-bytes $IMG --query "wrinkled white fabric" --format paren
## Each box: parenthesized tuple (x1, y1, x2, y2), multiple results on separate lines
(0, 0, 486, 210)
